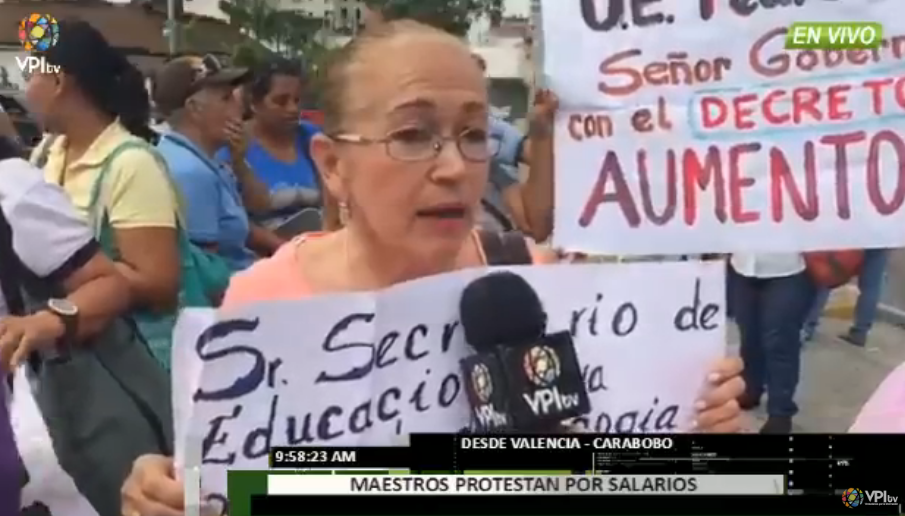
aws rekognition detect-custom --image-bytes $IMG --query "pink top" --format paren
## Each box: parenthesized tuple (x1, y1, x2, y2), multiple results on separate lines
(223, 231, 546, 308)
(222, 235, 321, 308)
(849, 361, 905, 433)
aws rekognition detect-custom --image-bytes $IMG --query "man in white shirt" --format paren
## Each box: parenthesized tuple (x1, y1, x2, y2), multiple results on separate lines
(729, 253, 817, 434)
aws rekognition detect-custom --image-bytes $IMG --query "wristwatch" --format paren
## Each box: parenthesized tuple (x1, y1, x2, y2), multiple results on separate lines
(45, 298, 79, 348)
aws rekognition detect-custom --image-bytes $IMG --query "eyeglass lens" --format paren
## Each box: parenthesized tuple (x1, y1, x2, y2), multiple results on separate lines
(387, 132, 500, 162)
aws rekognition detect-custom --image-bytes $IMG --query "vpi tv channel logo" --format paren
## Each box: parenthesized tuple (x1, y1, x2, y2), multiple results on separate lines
(863, 489, 899, 507)
(842, 487, 899, 509)
(522, 345, 580, 415)
(469, 362, 507, 427)
(16, 14, 61, 76)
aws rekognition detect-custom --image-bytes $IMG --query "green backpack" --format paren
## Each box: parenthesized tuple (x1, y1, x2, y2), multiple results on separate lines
(87, 140, 232, 369)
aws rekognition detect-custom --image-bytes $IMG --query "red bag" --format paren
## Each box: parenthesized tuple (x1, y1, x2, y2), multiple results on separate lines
(803, 250, 864, 288)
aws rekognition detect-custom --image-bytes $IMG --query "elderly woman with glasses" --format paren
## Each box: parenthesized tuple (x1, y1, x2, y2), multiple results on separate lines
(121, 20, 745, 515)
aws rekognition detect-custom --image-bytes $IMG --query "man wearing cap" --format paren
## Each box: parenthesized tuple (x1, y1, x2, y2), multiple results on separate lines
(153, 55, 275, 271)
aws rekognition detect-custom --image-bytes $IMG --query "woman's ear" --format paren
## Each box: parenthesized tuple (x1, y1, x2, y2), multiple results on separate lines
(310, 133, 346, 203)
(53, 73, 67, 93)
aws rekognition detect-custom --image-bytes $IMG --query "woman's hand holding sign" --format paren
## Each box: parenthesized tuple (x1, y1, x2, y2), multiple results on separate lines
(121, 455, 183, 516)
(693, 357, 745, 433)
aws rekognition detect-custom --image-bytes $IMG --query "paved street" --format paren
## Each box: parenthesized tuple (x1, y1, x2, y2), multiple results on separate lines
(729, 318, 905, 433)
(726, 249, 905, 433)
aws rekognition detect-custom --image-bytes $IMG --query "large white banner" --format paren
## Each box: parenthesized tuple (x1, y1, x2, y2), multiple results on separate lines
(173, 261, 726, 513)
(543, 0, 905, 255)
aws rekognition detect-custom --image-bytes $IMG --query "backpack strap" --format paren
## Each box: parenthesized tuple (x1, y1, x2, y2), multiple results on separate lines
(480, 199, 515, 232)
(87, 141, 156, 211)
(86, 140, 185, 235)
(478, 230, 533, 266)
(31, 134, 58, 169)
(86, 141, 150, 233)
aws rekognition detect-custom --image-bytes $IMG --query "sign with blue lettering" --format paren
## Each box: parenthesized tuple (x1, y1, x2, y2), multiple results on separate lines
(172, 261, 725, 513)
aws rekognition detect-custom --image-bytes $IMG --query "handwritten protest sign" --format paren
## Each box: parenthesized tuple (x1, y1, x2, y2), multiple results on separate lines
(173, 261, 725, 513)
(543, 0, 905, 255)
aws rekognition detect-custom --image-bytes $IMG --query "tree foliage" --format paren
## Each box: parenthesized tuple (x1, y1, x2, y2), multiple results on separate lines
(217, 0, 323, 54)
(364, 0, 503, 37)
(203, 0, 335, 103)
(184, 2, 327, 79)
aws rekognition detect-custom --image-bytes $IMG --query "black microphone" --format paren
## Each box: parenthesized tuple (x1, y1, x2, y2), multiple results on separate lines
(459, 271, 590, 433)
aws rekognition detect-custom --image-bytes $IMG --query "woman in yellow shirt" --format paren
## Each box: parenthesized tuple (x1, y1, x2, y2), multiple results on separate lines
(25, 20, 180, 358)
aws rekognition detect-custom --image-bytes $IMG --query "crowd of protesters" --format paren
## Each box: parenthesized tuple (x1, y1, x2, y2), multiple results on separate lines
(0, 11, 901, 516)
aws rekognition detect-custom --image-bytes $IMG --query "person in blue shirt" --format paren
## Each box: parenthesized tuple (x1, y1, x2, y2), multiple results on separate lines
(152, 55, 275, 271)
(217, 57, 335, 236)
(482, 116, 529, 233)
(472, 54, 555, 242)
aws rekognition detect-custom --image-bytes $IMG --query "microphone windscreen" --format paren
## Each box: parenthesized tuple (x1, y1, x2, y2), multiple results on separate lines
(459, 271, 547, 352)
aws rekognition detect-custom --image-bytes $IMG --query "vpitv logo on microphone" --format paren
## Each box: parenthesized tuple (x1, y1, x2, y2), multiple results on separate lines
(522, 345, 580, 415)
(469, 363, 507, 427)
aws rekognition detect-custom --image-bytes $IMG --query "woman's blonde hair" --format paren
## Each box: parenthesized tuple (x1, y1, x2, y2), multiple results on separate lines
(319, 19, 468, 135)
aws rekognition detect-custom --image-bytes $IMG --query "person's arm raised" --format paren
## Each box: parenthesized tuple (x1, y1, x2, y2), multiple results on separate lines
(224, 121, 271, 215)
(521, 90, 557, 243)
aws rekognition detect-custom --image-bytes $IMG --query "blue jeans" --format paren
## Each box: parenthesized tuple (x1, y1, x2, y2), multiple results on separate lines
(726, 265, 736, 320)
(803, 249, 889, 339)
(731, 267, 816, 417)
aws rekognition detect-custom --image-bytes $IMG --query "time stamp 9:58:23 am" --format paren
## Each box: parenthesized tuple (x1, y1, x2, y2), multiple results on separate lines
(270, 448, 360, 468)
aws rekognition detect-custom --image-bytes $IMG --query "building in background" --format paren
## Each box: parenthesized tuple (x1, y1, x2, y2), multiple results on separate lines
(270, 0, 365, 34)
(0, 0, 538, 119)
(469, 2, 533, 123)
(177, 0, 365, 36)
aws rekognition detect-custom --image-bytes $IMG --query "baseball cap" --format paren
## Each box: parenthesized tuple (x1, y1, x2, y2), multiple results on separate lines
(153, 55, 249, 116)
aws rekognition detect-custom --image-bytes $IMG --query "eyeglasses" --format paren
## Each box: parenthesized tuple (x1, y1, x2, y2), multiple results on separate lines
(331, 127, 501, 163)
